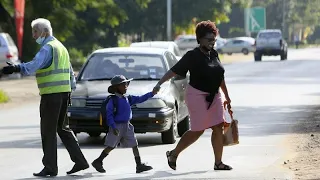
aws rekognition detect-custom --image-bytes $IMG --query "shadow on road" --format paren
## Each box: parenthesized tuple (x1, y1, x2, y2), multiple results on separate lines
(112, 170, 208, 180)
(14, 172, 99, 180)
(0, 104, 319, 149)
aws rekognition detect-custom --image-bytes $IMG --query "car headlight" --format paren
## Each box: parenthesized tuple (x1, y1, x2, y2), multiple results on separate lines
(136, 98, 167, 108)
(71, 99, 86, 107)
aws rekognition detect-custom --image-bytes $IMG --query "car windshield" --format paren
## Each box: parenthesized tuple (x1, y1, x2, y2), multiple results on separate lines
(79, 53, 167, 81)
(259, 32, 281, 39)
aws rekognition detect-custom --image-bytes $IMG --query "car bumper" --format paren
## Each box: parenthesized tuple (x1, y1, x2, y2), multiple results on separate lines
(67, 107, 174, 134)
(255, 48, 284, 55)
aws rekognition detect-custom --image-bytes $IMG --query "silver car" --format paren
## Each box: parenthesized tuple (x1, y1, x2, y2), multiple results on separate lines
(175, 34, 227, 54)
(130, 41, 183, 60)
(0, 33, 21, 78)
(216, 37, 256, 55)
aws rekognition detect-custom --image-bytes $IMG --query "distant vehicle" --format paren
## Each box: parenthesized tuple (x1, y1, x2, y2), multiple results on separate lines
(174, 35, 198, 51)
(68, 47, 190, 144)
(175, 34, 227, 52)
(130, 41, 182, 60)
(0, 33, 21, 79)
(216, 37, 255, 55)
(254, 29, 288, 61)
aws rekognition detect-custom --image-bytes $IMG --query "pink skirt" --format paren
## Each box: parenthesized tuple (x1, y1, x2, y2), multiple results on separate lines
(185, 84, 225, 131)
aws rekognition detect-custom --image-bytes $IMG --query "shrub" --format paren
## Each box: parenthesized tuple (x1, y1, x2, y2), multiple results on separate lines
(0, 89, 9, 103)
(68, 48, 86, 71)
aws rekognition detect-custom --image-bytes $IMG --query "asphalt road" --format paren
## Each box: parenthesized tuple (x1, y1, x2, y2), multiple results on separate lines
(1, 48, 320, 180)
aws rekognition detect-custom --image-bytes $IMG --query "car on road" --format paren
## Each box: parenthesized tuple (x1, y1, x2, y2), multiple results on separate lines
(174, 35, 198, 51)
(130, 41, 183, 60)
(216, 37, 255, 55)
(0, 33, 21, 79)
(175, 34, 227, 53)
(68, 47, 190, 144)
(254, 29, 288, 61)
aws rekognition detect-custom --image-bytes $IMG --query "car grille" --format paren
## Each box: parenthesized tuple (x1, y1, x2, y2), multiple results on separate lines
(85, 99, 104, 108)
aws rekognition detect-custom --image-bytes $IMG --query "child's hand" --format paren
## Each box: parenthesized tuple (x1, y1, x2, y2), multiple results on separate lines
(152, 84, 161, 95)
(112, 128, 120, 136)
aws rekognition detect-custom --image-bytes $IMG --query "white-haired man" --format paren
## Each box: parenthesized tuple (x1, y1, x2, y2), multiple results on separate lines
(1, 18, 89, 177)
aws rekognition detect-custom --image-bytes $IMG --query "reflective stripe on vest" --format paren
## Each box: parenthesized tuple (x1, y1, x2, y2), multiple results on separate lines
(37, 80, 70, 88)
(36, 39, 71, 95)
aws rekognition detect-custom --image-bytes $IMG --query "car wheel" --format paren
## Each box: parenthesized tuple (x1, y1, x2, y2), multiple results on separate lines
(178, 115, 190, 137)
(88, 132, 101, 137)
(241, 48, 249, 55)
(280, 51, 286, 60)
(217, 49, 223, 54)
(254, 53, 262, 61)
(161, 109, 178, 144)
(227, 52, 232, 55)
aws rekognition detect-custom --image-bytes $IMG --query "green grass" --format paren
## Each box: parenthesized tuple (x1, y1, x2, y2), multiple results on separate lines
(0, 89, 9, 103)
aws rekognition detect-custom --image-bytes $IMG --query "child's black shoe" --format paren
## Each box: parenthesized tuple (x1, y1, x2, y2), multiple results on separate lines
(136, 163, 153, 173)
(92, 159, 106, 173)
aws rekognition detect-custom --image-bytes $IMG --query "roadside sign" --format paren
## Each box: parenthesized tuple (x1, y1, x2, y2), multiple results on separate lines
(245, 7, 266, 34)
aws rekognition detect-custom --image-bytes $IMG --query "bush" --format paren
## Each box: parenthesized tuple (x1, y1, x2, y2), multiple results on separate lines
(0, 89, 9, 103)
(68, 48, 86, 71)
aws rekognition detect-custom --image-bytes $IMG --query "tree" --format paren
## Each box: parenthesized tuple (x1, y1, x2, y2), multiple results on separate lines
(117, 0, 249, 41)
(0, 0, 151, 60)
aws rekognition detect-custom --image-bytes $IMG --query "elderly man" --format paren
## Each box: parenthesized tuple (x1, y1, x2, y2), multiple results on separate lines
(1, 18, 89, 176)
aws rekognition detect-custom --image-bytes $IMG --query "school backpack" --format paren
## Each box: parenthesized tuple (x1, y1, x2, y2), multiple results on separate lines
(99, 95, 132, 131)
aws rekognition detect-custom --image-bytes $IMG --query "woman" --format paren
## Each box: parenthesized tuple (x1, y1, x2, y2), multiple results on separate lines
(154, 20, 232, 170)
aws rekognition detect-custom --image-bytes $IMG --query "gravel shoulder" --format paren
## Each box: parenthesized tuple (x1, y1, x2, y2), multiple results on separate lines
(283, 106, 320, 180)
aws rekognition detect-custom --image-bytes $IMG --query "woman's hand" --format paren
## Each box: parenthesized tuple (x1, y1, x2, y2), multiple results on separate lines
(223, 96, 232, 115)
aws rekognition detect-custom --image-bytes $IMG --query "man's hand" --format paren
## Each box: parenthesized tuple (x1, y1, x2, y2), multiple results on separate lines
(2, 62, 20, 74)
(112, 128, 120, 136)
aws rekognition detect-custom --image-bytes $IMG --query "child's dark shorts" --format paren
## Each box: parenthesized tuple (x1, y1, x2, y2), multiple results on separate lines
(104, 122, 138, 148)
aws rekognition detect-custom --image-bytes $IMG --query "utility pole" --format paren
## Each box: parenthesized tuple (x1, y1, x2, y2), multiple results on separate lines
(167, 0, 172, 41)
(282, 0, 286, 38)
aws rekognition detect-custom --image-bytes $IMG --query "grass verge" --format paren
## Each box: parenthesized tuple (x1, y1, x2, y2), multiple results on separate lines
(0, 89, 9, 103)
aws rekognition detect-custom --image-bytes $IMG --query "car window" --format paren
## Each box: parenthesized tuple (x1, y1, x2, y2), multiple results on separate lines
(233, 40, 244, 44)
(188, 38, 197, 43)
(224, 41, 233, 46)
(5, 34, 16, 46)
(165, 52, 178, 68)
(258, 32, 281, 38)
(80, 53, 167, 81)
(0, 36, 4, 47)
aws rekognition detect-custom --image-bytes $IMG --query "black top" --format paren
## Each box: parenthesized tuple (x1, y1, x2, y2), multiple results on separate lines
(171, 47, 225, 94)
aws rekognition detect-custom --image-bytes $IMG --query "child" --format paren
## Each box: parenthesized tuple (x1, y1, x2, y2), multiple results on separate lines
(92, 75, 160, 173)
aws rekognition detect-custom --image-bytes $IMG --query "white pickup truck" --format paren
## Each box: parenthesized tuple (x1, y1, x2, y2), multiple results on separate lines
(254, 29, 288, 61)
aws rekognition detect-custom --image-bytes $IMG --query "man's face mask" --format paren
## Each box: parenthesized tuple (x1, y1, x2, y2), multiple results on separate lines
(36, 31, 45, 44)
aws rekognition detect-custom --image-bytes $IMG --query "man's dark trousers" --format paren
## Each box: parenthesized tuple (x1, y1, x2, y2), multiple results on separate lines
(40, 92, 88, 173)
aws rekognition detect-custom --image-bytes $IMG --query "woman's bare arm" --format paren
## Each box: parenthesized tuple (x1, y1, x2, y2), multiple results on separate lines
(157, 70, 176, 86)
(220, 79, 230, 101)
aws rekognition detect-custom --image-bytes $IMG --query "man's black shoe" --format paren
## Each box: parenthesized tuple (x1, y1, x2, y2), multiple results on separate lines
(33, 168, 57, 177)
(66, 163, 89, 174)
(136, 163, 153, 173)
(92, 159, 106, 173)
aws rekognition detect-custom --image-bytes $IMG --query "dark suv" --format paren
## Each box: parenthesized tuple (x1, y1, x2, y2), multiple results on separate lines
(254, 29, 288, 61)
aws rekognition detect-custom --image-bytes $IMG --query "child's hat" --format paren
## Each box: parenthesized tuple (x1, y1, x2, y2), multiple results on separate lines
(108, 75, 133, 94)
